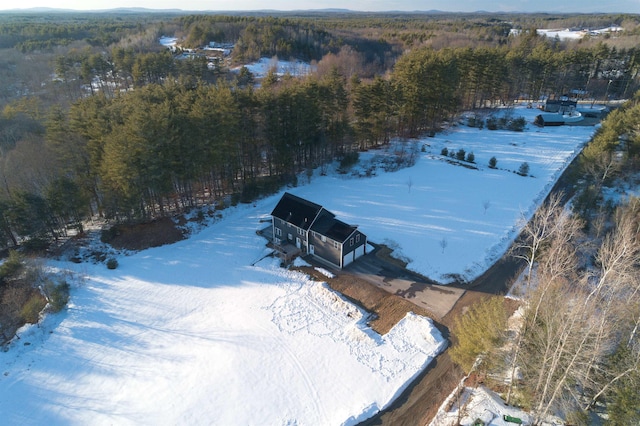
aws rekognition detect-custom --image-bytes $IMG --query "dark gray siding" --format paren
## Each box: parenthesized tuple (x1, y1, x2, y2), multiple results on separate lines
(273, 218, 308, 251)
(308, 231, 341, 267)
(342, 230, 366, 254)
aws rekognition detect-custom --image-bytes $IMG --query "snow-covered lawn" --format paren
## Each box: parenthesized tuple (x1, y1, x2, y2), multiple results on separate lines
(0, 105, 596, 425)
(0, 202, 445, 425)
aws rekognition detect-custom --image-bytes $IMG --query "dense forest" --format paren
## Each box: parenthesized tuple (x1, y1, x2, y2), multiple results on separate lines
(0, 10, 640, 423)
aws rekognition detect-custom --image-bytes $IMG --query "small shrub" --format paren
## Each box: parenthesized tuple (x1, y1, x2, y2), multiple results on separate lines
(467, 115, 477, 127)
(466, 152, 475, 163)
(106, 258, 119, 270)
(21, 294, 46, 323)
(508, 116, 527, 131)
(518, 162, 530, 176)
(486, 116, 498, 130)
(45, 280, 70, 312)
(0, 250, 23, 282)
(565, 410, 589, 426)
(456, 148, 466, 161)
(339, 151, 359, 172)
(441, 147, 449, 156)
(100, 226, 120, 243)
(23, 236, 50, 253)
(488, 156, 498, 169)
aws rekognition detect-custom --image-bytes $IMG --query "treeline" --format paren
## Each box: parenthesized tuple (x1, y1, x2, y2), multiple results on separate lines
(0, 15, 156, 51)
(177, 15, 336, 62)
(449, 88, 640, 425)
(451, 195, 640, 425)
(1, 13, 640, 250)
(573, 92, 640, 218)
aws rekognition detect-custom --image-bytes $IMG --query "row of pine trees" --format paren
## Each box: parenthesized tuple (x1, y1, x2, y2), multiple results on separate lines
(1, 28, 639, 248)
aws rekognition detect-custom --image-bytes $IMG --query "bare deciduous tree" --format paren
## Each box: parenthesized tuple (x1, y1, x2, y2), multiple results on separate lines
(483, 200, 491, 215)
(440, 237, 448, 254)
(509, 199, 640, 423)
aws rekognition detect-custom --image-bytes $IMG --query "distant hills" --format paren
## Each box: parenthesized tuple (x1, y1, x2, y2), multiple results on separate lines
(0, 7, 505, 14)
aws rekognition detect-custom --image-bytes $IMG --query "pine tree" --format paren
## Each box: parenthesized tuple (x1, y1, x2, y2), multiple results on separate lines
(449, 296, 507, 374)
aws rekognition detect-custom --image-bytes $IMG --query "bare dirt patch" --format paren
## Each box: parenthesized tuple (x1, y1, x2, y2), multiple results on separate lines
(102, 217, 186, 251)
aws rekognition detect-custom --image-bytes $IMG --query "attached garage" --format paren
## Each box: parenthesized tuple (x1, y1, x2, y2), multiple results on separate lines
(342, 244, 366, 268)
(343, 251, 355, 267)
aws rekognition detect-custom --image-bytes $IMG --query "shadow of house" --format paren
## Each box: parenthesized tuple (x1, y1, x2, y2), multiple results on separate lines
(270, 192, 367, 268)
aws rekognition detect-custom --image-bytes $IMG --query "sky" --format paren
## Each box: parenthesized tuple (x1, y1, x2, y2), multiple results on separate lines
(2, 0, 640, 13)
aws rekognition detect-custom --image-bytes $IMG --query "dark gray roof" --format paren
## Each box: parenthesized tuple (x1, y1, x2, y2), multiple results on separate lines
(310, 210, 357, 243)
(270, 192, 322, 231)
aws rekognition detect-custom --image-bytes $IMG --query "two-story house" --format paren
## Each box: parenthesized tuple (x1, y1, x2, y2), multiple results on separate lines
(271, 192, 367, 269)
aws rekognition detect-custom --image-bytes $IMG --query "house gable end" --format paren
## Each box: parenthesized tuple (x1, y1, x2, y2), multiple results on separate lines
(270, 192, 322, 231)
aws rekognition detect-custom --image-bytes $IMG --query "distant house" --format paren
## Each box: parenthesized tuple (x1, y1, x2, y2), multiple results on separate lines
(271, 192, 367, 269)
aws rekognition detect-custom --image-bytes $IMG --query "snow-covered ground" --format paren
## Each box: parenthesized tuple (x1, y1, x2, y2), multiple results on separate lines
(0, 105, 596, 425)
(233, 57, 316, 78)
(159, 35, 178, 47)
(430, 384, 536, 426)
(536, 26, 623, 40)
(291, 106, 596, 283)
(0, 203, 445, 425)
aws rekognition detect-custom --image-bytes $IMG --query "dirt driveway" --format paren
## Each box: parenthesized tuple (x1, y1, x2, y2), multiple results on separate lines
(342, 246, 465, 321)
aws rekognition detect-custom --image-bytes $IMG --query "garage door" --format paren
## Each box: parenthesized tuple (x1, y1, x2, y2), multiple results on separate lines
(343, 251, 354, 267)
(354, 244, 365, 259)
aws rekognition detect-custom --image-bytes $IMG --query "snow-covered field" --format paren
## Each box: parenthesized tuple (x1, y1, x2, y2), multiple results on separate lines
(0, 105, 596, 425)
(292, 106, 596, 282)
(536, 26, 623, 40)
(233, 57, 316, 78)
(0, 205, 445, 425)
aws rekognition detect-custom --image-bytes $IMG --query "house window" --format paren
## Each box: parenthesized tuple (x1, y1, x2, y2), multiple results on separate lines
(297, 228, 304, 236)
(275, 237, 281, 245)
(275, 228, 282, 237)
(321, 235, 327, 242)
(334, 241, 339, 249)
(356, 234, 360, 243)
(288, 233, 293, 241)
(350, 238, 354, 246)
